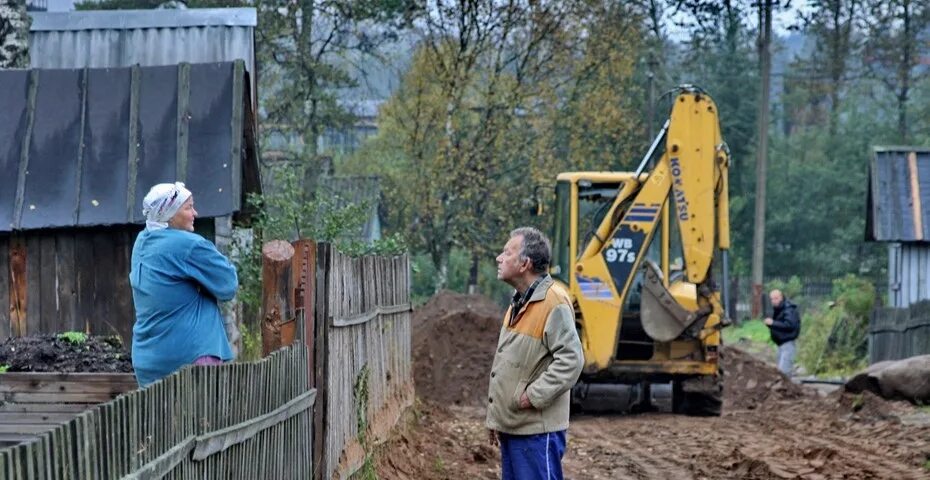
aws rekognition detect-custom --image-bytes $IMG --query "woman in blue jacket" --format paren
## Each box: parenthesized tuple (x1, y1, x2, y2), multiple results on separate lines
(130, 182, 238, 387)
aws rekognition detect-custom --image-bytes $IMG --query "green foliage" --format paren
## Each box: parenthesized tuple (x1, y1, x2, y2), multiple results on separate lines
(351, 365, 378, 480)
(410, 248, 511, 306)
(237, 322, 262, 362)
(58, 331, 88, 345)
(766, 276, 803, 300)
(345, 2, 644, 292)
(0, 364, 9, 373)
(433, 457, 446, 474)
(75, 0, 245, 9)
(232, 168, 406, 316)
(796, 275, 875, 376)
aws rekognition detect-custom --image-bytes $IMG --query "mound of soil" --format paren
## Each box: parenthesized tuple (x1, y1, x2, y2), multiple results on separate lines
(412, 291, 504, 408)
(721, 345, 807, 410)
(0, 335, 133, 373)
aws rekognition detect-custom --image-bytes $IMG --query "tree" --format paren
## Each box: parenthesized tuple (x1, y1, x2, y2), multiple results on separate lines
(860, 0, 930, 142)
(0, 0, 30, 68)
(255, 0, 416, 190)
(797, 0, 861, 137)
(348, 0, 644, 293)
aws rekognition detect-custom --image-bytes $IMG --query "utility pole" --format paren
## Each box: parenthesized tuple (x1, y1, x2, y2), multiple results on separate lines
(751, 0, 773, 318)
(647, 54, 658, 142)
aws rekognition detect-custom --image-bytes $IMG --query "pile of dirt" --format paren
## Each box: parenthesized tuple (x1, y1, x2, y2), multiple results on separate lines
(372, 403, 498, 480)
(721, 344, 807, 410)
(0, 334, 133, 373)
(412, 291, 504, 408)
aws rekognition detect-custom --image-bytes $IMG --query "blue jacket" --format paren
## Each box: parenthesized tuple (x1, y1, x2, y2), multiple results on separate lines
(130, 228, 238, 387)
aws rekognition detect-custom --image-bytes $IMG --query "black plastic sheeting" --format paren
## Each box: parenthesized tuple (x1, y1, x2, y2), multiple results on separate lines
(0, 71, 29, 231)
(0, 61, 255, 232)
(81, 67, 132, 226)
(868, 149, 930, 242)
(186, 62, 235, 220)
(21, 68, 84, 230)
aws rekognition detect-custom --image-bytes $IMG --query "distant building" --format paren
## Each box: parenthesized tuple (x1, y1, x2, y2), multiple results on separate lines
(866, 147, 930, 308)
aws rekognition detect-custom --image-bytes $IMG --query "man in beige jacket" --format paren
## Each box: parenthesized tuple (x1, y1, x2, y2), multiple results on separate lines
(487, 227, 584, 480)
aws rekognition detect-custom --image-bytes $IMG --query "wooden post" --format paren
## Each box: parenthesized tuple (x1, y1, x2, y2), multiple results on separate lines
(312, 243, 330, 480)
(9, 235, 27, 337)
(291, 240, 317, 386)
(261, 240, 295, 356)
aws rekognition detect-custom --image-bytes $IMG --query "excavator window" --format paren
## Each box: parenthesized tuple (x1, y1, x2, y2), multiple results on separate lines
(551, 181, 571, 284)
(577, 182, 622, 254)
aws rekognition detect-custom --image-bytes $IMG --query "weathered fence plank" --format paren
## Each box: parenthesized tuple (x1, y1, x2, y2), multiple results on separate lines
(317, 245, 413, 480)
(870, 299, 930, 363)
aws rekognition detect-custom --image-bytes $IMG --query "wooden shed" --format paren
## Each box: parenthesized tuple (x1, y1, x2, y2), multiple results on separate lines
(866, 146, 930, 362)
(0, 60, 259, 342)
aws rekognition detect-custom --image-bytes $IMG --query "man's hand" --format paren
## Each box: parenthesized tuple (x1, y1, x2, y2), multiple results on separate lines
(518, 391, 534, 410)
(764, 317, 774, 326)
(488, 429, 499, 447)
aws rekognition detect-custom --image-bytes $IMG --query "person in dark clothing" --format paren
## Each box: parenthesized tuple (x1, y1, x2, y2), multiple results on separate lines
(764, 289, 801, 375)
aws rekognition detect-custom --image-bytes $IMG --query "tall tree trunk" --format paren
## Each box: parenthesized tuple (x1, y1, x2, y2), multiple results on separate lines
(896, 0, 912, 142)
(0, 0, 30, 68)
(467, 252, 480, 294)
(750, 0, 773, 318)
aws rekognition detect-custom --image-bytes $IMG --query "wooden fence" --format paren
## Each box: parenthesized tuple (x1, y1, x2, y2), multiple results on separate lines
(870, 300, 930, 363)
(313, 244, 413, 480)
(0, 373, 136, 448)
(0, 345, 315, 479)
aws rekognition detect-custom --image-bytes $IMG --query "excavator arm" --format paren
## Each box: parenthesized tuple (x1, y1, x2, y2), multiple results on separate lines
(573, 87, 730, 371)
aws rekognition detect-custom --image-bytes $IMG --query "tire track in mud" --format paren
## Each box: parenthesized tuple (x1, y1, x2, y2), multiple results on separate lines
(563, 410, 929, 480)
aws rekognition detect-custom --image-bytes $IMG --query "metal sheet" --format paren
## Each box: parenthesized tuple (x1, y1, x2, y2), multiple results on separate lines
(186, 63, 235, 218)
(20, 69, 83, 230)
(79, 67, 132, 227)
(0, 61, 255, 232)
(29, 9, 256, 105)
(0, 71, 29, 230)
(133, 64, 179, 224)
(869, 148, 930, 242)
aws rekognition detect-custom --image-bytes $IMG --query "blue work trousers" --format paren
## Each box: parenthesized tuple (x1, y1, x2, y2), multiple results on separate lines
(499, 430, 566, 480)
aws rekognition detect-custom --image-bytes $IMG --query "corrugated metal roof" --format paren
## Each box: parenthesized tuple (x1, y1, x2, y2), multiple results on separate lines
(0, 61, 259, 232)
(867, 147, 930, 242)
(28, 8, 256, 99)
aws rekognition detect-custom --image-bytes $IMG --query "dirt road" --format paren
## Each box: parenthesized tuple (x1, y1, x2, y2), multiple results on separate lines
(376, 292, 930, 480)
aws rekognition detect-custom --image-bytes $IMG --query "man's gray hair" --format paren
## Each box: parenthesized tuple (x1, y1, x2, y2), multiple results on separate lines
(510, 227, 551, 275)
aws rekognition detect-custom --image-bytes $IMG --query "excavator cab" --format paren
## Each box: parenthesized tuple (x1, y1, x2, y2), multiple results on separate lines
(549, 87, 730, 415)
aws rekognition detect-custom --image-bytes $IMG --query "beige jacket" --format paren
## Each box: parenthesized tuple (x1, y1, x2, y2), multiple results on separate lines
(486, 276, 584, 435)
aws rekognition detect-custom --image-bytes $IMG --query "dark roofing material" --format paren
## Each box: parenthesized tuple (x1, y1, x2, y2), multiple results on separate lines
(867, 147, 930, 242)
(0, 61, 258, 232)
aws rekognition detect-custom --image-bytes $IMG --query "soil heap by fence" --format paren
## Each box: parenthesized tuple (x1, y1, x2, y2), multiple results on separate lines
(412, 292, 503, 407)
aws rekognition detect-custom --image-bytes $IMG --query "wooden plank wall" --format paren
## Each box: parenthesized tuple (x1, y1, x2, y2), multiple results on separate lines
(0, 345, 315, 479)
(870, 299, 930, 363)
(2, 226, 138, 343)
(317, 245, 413, 480)
(0, 373, 136, 447)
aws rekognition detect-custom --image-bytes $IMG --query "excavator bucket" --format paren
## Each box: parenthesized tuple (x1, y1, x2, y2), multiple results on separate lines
(640, 262, 696, 342)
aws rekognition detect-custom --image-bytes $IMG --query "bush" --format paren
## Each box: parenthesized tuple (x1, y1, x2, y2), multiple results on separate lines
(233, 168, 407, 327)
(796, 275, 875, 376)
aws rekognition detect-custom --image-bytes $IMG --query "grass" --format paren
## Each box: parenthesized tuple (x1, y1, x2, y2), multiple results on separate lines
(723, 320, 775, 359)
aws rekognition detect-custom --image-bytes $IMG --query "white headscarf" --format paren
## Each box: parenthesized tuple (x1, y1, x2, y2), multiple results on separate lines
(142, 182, 192, 231)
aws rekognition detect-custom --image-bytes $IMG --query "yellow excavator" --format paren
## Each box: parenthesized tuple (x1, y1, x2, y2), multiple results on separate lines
(548, 86, 730, 415)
